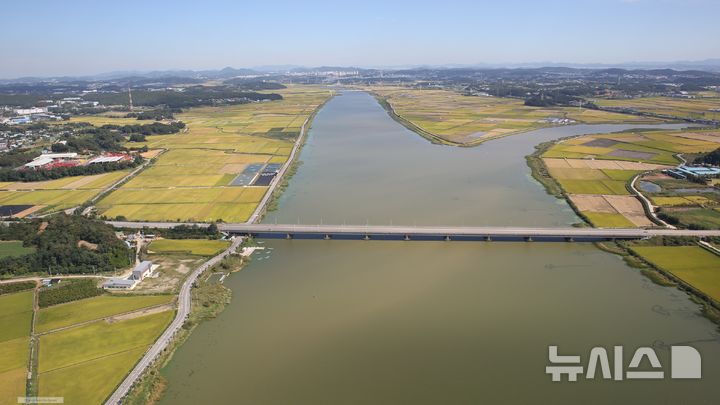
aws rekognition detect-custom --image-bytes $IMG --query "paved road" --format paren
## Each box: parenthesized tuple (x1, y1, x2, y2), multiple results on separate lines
(106, 221, 720, 239)
(246, 114, 311, 223)
(105, 237, 242, 405)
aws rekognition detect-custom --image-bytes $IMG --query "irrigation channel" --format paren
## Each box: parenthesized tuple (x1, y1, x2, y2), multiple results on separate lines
(158, 91, 720, 404)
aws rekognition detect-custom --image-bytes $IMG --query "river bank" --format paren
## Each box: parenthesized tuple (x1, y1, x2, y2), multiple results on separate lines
(525, 127, 720, 327)
(158, 91, 720, 405)
(123, 254, 244, 405)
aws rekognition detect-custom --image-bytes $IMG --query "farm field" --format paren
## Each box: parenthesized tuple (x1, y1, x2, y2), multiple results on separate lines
(98, 85, 332, 222)
(36, 294, 174, 333)
(596, 96, 720, 121)
(38, 311, 173, 404)
(631, 246, 720, 302)
(541, 128, 720, 228)
(0, 170, 131, 215)
(369, 87, 664, 145)
(0, 290, 33, 404)
(149, 239, 230, 256)
(0, 241, 35, 258)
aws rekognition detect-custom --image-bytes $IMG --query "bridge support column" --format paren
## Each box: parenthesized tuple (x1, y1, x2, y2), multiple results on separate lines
(363, 235, 371, 241)
(484, 236, 491, 241)
(285, 233, 293, 239)
(444, 236, 451, 241)
(565, 237, 574, 242)
(404, 235, 410, 241)
(324, 234, 331, 240)
(525, 236, 533, 242)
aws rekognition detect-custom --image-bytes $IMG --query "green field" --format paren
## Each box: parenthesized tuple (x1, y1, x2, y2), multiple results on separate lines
(37, 294, 174, 333)
(38, 311, 173, 403)
(39, 346, 147, 405)
(0, 291, 33, 343)
(0, 291, 33, 404)
(669, 208, 720, 229)
(0, 241, 35, 258)
(39, 310, 173, 373)
(582, 212, 635, 228)
(557, 179, 630, 195)
(631, 246, 720, 301)
(149, 239, 230, 256)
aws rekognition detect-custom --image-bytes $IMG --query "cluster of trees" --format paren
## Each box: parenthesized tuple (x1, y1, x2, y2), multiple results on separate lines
(0, 215, 132, 276)
(38, 279, 103, 308)
(82, 86, 282, 108)
(0, 149, 38, 168)
(0, 156, 142, 182)
(223, 79, 287, 90)
(132, 224, 221, 240)
(694, 147, 720, 166)
(126, 108, 179, 120)
(110, 121, 185, 135)
(50, 122, 184, 153)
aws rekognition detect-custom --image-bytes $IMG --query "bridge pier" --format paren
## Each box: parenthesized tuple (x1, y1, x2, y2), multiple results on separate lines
(285, 233, 293, 239)
(363, 235, 370, 241)
(565, 237, 574, 242)
(524, 236, 533, 242)
(324, 234, 331, 240)
(404, 235, 410, 241)
(484, 236, 491, 241)
(444, 236, 451, 241)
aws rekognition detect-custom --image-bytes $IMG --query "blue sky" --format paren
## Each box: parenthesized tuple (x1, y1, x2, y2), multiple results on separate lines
(1, 0, 718, 78)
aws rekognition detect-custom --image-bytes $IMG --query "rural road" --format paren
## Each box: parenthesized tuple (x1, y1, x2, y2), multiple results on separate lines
(104, 236, 242, 405)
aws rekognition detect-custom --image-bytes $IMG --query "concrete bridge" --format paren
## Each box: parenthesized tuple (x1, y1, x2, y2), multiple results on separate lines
(108, 222, 720, 242)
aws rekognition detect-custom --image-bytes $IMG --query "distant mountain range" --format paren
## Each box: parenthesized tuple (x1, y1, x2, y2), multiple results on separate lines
(2, 59, 720, 83)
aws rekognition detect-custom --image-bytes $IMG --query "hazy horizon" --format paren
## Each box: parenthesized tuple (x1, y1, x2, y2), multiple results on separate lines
(2, 0, 719, 78)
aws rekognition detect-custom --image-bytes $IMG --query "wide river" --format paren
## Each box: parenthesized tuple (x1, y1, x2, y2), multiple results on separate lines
(160, 91, 719, 404)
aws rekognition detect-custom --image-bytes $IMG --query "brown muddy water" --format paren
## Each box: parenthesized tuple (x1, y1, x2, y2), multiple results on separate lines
(159, 91, 718, 404)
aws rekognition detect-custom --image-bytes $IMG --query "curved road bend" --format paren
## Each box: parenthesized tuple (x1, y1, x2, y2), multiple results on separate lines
(105, 237, 242, 405)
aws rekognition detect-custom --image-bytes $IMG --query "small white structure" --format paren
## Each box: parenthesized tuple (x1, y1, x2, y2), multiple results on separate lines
(131, 261, 153, 281)
(103, 261, 154, 290)
(88, 155, 124, 164)
(103, 278, 138, 290)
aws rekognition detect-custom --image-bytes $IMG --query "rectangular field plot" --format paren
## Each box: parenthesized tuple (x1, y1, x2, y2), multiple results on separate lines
(37, 295, 174, 333)
(231, 163, 265, 186)
(101, 202, 258, 222)
(98, 187, 267, 206)
(631, 246, 720, 301)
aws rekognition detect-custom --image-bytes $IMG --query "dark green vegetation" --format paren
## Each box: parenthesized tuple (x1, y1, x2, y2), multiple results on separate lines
(82, 87, 281, 108)
(223, 78, 287, 90)
(0, 215, 132, 276)
(695, 146, 720, 165)
(127, 108, 179, 121)
(38, 279, 103, 308)
(0, 281, 36, 295)
(58, 122, 185, 152)
(134, 224, 221, 240)
(0, 156, 142, 182)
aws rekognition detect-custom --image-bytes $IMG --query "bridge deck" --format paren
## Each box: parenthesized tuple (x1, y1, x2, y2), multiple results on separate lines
(108, 222, 720, 242)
